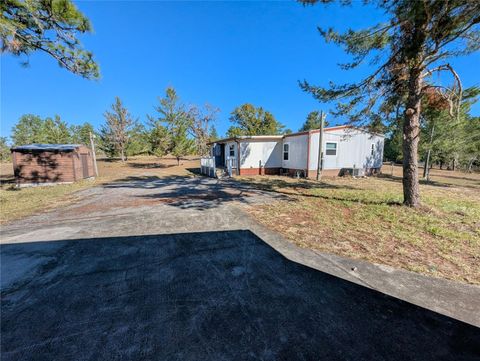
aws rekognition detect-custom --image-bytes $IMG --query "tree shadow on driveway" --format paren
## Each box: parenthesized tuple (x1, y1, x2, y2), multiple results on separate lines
(103, 175, 292, 210)
(1, 230, 479, 361)
(102, 175, 366, 210)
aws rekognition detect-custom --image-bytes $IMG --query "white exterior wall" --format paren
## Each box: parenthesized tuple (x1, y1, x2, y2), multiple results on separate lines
(239, 141, 282, 169)
(282, 134, 308, 170)
(213, 128, 384, 174)
(308, 129, 384, 170)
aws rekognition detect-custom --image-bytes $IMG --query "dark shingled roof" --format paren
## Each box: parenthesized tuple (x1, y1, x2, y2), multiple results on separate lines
(11, 144, 82, 152)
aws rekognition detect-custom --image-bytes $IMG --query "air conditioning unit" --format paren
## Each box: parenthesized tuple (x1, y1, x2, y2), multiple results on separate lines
(353, 168, 365, 177)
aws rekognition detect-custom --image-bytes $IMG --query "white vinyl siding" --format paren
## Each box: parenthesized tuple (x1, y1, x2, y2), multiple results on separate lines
(282, 134, 308, 170)
(308, 129, 384, 170)
(215, 128, 384, 174)
(239, 141, 282, 168)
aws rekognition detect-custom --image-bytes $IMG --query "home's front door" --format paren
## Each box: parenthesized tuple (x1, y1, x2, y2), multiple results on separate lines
(214, 144, 225, 167)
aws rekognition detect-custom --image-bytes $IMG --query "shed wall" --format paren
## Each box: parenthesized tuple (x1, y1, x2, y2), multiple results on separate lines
(12, 146, 95, 184)
(73, 146, 95, 180)
(13, 151, 75, 184)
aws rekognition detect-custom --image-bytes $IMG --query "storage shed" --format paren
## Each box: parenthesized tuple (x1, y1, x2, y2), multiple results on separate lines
(11, 144, 95, 186)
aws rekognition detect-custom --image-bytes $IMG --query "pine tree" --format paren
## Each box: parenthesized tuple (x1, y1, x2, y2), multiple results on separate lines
(42, 115, 71, 143)
(300, 0, 480, 207)
(149, 87, 194, 164)
(126, 123, 150, 157)
(12, 114, 73, 145)
(11, 114, 45, 145)
(170, 122, 195, 165)
(148, 123, 170, 157)
(1, 0, 99, 78)
(70, 123, 96, 146)
(299, 111, 329, 131)
(101, 97, 136, 162)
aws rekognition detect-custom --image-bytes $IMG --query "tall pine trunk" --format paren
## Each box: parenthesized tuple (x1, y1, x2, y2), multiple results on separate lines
(402, 69, 422, 207)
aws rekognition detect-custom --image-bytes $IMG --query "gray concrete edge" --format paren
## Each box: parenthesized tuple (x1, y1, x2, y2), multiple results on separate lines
(231, 208, 480, 328)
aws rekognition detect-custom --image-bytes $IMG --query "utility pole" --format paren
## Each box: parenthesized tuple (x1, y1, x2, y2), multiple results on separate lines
(89, 131, 99, 177)
(316, 111, 325, 181)
(423, 124, 434, 181)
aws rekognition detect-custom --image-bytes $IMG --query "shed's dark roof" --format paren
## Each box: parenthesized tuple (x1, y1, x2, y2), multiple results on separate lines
(11, 144, 82, 152)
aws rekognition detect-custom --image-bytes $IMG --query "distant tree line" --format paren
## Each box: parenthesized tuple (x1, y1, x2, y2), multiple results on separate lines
(6, 87, 307, 163)
(6, 88, 220, 163)
(383, 87, 480, 172)
(6, 87, 478, 173)
(2, 115, 95, 162)
(10, 114, 95, 146)
(98, 88, 221, 163)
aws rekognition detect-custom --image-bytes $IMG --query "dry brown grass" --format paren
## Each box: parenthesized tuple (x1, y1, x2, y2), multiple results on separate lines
(0, 156, 200, 224)
(239, 166, 480, 285)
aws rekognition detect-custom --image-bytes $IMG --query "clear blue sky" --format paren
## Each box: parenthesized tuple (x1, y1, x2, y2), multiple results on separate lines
(2, 1, 479, 140)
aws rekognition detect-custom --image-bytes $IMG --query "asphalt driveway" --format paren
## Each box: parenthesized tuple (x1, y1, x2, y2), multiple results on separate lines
(1, 175, 480, 360)
(2, 230, 480, 361)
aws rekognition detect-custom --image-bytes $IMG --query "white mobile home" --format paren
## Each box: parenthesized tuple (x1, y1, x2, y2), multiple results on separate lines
(209, 125, 384, 177)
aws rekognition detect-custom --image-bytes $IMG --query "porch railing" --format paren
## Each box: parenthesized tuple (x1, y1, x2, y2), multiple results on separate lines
(200, 157, 216, 178)
(226, 156, 236, 177)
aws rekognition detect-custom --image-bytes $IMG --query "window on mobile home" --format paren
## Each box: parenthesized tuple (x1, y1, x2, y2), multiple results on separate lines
(326, 142, 337, 156)
(229, 144, 235, 157)
(371, 143, 375, 156)
(283, 143, 289, 160)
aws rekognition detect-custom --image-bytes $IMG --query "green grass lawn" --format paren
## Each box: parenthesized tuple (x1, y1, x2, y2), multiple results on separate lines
(238, 169, 480, 285)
